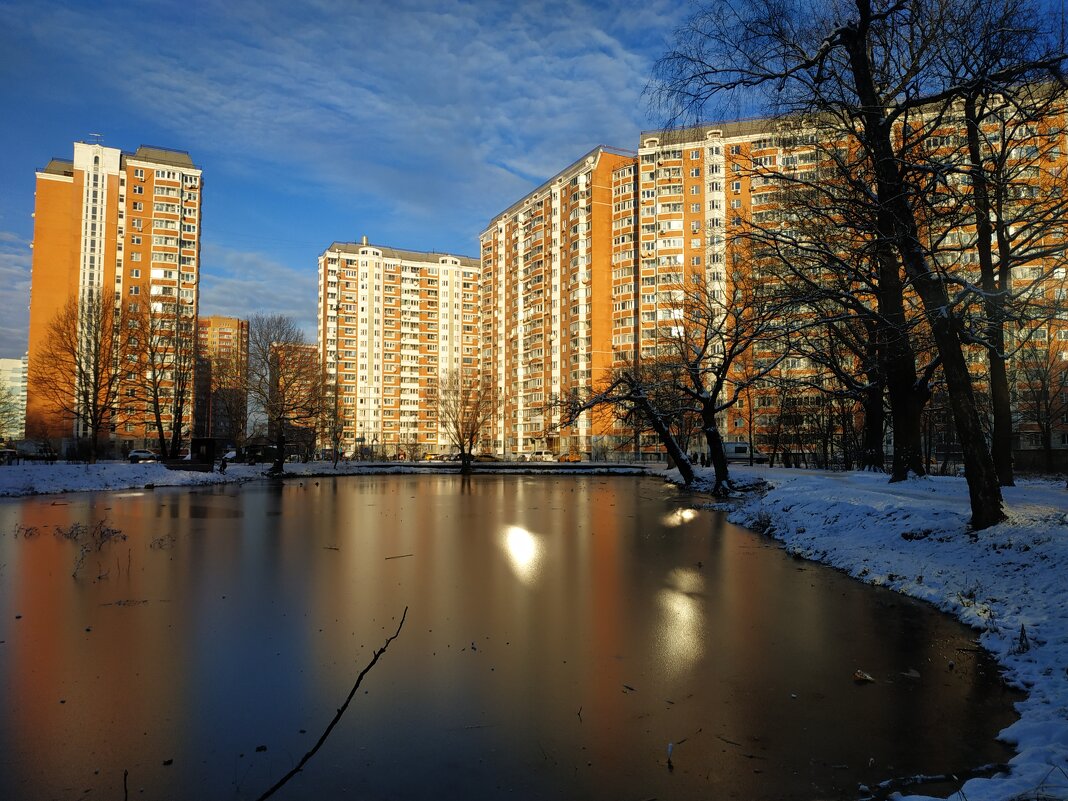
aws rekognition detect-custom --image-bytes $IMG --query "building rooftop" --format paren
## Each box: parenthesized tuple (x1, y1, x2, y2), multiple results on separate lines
(639, 117, 777, 145)
(126, 145, 198, 169)
(481, 145, 636, 232)
(324, 241, 479, 267)
(40, 158, 74, 177)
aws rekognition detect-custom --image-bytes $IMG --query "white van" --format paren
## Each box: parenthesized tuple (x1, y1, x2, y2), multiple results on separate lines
(724, 442, 768, 463)
(529, 450, 554, 462)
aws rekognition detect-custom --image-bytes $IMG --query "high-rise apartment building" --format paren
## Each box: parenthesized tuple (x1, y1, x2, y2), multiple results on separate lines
(317, 239, 479, 458)
(0, 355, 28, 440)
(196, 315, 249, 441)
(479, 146, 635, 458)
(26, 140, 202, 448)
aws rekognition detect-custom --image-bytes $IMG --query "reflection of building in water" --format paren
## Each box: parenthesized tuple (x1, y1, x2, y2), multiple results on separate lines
(2, 497, 187, 795)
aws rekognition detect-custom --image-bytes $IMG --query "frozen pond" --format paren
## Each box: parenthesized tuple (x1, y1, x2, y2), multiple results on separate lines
(0, 475, 1019, 800)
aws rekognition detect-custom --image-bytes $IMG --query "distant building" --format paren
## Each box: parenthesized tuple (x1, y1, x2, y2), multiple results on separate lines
(196, 315, 250, 441)
(317, 238, 479, 458)
(26, 140, 203, 450)
(0, 355, 27, 440)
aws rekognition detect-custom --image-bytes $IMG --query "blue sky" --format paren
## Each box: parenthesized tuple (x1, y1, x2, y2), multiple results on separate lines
(0, 0, 682, 359)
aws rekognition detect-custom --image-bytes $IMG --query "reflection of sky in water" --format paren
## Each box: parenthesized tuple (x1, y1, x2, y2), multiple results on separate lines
(0, 477, 1020, 801)
(502, 525, 541, 584)
(658, 568, 705, 674)
(661, 507, 698, 527)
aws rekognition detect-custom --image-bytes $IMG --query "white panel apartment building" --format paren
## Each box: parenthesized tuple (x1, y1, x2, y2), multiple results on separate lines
(317, 239, 479, 458)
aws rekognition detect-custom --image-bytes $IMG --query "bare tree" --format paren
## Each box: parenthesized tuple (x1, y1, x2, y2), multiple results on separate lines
(647, 0, 1067, 528)
(0, 376, 19, 442)
(657, 261, 787, 495)
(740, 145, 936, 478)
(29, 293, 132, 462)
(209, 347, 250, 450)
(320, 378, 347, 468)
(247, 314, 322, 473)
(127, 299, 197, 459)
(560, 362, 697, 483)
(1012, 334, 1068, 471)
(426, 369, 499, 472)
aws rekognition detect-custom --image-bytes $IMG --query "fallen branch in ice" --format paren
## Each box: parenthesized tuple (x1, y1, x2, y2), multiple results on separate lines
(858, 762, 1010, 800)
(253, 606, 409, 801)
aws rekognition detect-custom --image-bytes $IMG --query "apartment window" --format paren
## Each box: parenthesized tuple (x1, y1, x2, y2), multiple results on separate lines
(129, 286, 140, 295)
(131, 269, 140, 278)
(690, 149, 701, 159)
(131, 253, 141, 262)
(134, 168, 144, 179)
(731, 199, 742, 208)
(132, 201, 143, 211)
(690, 168, 701, 177)
(690, 185, 700, 195)
(730, 145, 741, 155)
(732, 181, 741, 193)
(132, 185, 143, 195)
(691, 203, 700, 213)
(692, 256, 701, 266)
(131, 235, 142, 244)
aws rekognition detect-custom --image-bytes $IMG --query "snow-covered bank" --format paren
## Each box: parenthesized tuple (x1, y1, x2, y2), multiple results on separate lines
(687, 466, 1068, 801)
(0, 460, 431, 497)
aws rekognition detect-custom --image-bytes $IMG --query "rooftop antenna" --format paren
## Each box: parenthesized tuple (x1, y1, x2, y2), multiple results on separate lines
(88, 132, 104, 144)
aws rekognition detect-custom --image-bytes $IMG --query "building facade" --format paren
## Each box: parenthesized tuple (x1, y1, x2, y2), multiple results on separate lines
(0, 355, 28, 441)
(26, 140, 202, 451)
(317, 239, 479, 459)
(479, 146, 635, 459)
(196, 315, 249, 442)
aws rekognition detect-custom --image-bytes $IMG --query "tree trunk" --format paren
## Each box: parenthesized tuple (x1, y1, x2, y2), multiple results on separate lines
(634, 393, 694, 484)
(844, 10, 1003, 529)
(169, 405, 185, 461)
(859, 381, 886, 471)
(964, 96, 1015, 487)
(702, 413, 731, 496)
(272, 423, 286, 473)
(875, 247, 927, 481)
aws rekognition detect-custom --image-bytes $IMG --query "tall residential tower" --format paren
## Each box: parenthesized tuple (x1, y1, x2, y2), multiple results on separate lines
(26, 141, 202, 448)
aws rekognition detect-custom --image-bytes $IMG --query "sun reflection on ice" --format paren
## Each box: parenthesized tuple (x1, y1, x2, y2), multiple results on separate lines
(662, 507, 698, 528)
(502, 525, 541, 584)
(657, 568, 705, 673)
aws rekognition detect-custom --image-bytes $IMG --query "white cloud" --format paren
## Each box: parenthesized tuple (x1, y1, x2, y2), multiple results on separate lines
(7, 0, 677, 244)
(197, 242, 320, 341)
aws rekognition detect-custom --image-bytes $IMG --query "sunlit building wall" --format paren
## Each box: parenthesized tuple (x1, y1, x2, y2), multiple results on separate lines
(479, 146, 635, 459)
(26, 140, 202, 448)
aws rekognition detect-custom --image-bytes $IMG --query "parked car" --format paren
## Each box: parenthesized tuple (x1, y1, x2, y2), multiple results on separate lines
(723, 443, 768, 464)
(529, 450, 553, 462)
(128, 449, 158, 464)
(473, 453, 500, 462)
(558, 451, 582, 463)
